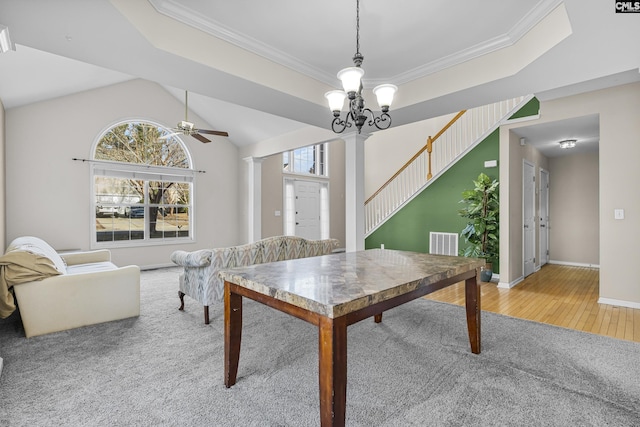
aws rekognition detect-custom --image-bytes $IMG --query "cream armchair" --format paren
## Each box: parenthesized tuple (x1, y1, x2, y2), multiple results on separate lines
(1, 236, 140, 338)
(171, 236, 339, 324)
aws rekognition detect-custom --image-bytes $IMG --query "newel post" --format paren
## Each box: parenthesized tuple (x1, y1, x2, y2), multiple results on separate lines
(426, 136, 433, 180)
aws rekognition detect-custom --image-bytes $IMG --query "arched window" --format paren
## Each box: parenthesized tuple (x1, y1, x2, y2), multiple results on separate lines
(91, 120, 194, 247)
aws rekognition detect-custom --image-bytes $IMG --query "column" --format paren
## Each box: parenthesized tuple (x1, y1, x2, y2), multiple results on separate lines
(343, 131, 368, 252)
(244, 156, 263, 243)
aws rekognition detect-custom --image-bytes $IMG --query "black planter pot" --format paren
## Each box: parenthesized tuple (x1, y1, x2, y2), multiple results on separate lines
(480, 264, 493, 282)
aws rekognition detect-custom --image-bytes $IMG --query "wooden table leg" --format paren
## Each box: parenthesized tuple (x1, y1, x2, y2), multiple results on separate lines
(464, 273, 481, 354)
(224, 282, 243, 388)
(318, 316, 347, 427)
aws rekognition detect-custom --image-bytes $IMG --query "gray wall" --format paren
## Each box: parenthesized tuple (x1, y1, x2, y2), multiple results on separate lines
(549, 152, 599, 266)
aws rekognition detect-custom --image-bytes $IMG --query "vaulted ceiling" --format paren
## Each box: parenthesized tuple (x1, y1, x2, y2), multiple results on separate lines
(1, 0, 638, 152)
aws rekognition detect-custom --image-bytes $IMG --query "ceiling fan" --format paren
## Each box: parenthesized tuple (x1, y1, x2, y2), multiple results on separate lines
(162, 90, 229, 143)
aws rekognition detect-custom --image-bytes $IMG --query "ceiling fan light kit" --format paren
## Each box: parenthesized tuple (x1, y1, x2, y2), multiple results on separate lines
(164, 91, 229, 143)
(325, 0, 397, 134)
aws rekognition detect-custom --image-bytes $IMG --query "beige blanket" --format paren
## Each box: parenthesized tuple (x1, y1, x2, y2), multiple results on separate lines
(0, 250, 61, 318)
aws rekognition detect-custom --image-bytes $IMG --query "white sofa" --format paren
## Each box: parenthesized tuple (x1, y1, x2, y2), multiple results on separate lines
(1, 236, 140, 338)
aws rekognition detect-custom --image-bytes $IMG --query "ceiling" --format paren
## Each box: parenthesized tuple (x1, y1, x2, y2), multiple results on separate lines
(0, 0, 639, 155)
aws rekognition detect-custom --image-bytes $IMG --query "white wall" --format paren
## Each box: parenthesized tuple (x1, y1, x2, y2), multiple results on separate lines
(5, 79, 239, 268)
(0, 100, 5, 250)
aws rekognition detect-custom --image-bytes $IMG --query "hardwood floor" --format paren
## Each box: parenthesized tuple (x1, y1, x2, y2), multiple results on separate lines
(426, 264, 640, 343)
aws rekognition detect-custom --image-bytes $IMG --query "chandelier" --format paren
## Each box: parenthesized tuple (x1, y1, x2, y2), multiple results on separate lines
(324, 0, 398, 134)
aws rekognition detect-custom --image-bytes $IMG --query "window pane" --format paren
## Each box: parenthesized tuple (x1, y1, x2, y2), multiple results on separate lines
(148, 181, 190, 239)
(285, 144, 327, 176)
(95, 122, 189, 168)
(96, 207, 145, 242)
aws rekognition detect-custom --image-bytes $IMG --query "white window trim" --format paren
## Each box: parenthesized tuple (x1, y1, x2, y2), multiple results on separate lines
(90, 119, 196, 249)
(91, 161, 196, 249)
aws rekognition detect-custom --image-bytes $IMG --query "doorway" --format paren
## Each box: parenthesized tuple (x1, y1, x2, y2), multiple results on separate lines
(284, 178, 329, 240)
(539, 168, 550, 266)
(523, 160, 536, 277)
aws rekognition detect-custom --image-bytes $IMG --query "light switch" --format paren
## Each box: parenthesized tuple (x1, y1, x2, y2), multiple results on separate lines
(275, 210, 281, 217)
(614, 209, 624, 220)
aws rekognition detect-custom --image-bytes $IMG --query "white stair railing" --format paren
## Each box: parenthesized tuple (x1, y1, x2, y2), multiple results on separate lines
(365, 95, 532, 236)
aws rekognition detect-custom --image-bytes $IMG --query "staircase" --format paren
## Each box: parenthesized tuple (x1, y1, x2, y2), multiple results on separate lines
(364, 95, 533, 236)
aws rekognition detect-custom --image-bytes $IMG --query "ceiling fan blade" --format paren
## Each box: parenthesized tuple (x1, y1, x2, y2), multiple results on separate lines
(192, 133, 211, 143)
(197, 129, 229, 137)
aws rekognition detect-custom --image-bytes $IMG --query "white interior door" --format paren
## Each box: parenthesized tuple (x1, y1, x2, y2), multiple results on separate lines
(539, 169, 550, 266)
(523, 161, 536, 277)
(294, 180, 320, 240)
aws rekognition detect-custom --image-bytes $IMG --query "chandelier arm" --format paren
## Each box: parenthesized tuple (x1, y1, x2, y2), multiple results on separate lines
(372, 112, 392, 130)
(361, 108, 374, 124)
(331, 116, 351, 134)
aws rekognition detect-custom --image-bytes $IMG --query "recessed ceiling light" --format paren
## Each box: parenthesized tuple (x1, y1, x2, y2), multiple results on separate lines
(559, 139, 577, 149)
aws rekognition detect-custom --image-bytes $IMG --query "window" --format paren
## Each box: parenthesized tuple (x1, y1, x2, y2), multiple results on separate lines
(283, 143, 328, 177)
(92, 121, 194, 247)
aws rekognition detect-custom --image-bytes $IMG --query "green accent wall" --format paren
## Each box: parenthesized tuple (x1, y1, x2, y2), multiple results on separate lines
(509, 97, 539, 120)
(365, 129, 500, 273)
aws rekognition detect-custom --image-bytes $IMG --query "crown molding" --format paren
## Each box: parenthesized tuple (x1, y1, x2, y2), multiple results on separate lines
(367, 0, 565, 86)
(150, 0, 564, 88)
(148, 0, 336, 86)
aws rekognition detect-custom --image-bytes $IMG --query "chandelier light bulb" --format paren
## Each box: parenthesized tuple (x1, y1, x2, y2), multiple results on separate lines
(373, 84, 398, 112)
(325, 90, 347, 115)
(337, 67, 365, 96)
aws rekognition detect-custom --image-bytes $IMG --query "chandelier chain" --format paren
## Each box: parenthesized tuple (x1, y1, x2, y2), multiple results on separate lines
(355, 0, 360, 55)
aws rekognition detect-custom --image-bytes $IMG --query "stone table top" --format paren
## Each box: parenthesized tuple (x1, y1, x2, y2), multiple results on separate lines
(219, 249, 484, 319)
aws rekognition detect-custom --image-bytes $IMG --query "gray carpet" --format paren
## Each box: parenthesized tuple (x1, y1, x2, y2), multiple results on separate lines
(1, 267, 639, 426)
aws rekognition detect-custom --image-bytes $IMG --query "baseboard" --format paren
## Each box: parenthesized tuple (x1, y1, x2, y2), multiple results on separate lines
(598, 297, 640, 310)
(549, 260, 600, 269)
(498, 275, 524, 289)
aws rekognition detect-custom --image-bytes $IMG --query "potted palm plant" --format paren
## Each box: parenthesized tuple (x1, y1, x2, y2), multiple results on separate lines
(459, 173, 499, 282)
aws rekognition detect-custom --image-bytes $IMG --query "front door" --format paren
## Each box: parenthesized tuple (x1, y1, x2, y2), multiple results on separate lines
(294, 180, 321, 240)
